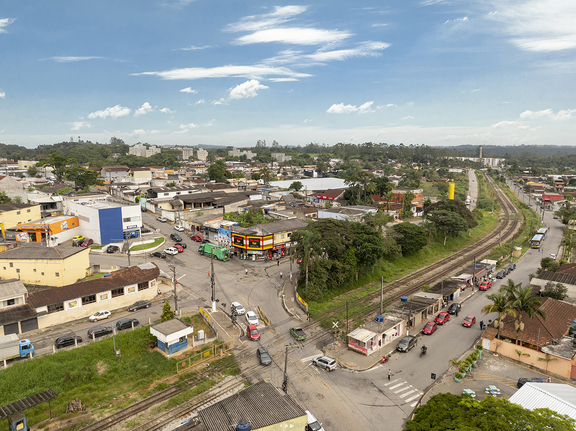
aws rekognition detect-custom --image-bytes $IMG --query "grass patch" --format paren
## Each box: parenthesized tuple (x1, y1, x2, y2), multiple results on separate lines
(307, 210, 499, 327)
(91, 244, 105, 250)
(81, 272, 107, 281)
(130, 237, 164, 251)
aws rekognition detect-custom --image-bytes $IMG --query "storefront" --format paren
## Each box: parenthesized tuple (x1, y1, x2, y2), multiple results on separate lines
(231, 232, 273, 260)
(17, 216, 80, 244)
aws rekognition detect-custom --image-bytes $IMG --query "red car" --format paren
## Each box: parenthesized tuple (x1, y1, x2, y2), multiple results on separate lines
(422, 321, 437, 335)
(80, 238, 93, 247)
(435, 312, 450, 325)
(247, 324, 260, 341)
(173, 244, 184, 253)
(190, 235, 202, 242)
(462, 315, 476, 328)
(479, 281, 492, 291)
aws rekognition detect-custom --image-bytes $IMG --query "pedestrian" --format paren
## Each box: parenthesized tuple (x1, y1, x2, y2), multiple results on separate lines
(489, 273, 492, 280)
(547, 376, 551, 383)
(208, 271, 210, 279)
(280, 271, 283, 279)
(455, 308, 459, 317)
(245, 268, 248, 275)
(307, 312, 311, 321)
(479, 320, 484, 330)
(277, 260, 280, 266)
(388, 369, 392, 380)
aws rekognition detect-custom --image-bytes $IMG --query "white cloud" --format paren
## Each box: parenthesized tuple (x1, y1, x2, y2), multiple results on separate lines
(195, 99, 205, 105)
(205, 119, 215, 127)
(492, 120, 521, 128)
(0, 18, 15, 33)
(71, 121, 91, 131)
(180, 87, 197, 93)
(212, 99, 226, 105)
(371, 23, 388, 28)
(443, 16, 469, 26)
(133, 64, 311, 81)
(421, 0, 447, 5)
(160, 107, 174, 114)
(304, 119, 312, 123)
(134, 102, 154, 117)
(327, 101, 376, 114)
(520, 108, 576, 120)
(225, 6, 308, 33)
(88, 105, 131, 119)
(487, 1, 576, 52)
(269, 77, 299, 82)
(180, 123, 199, 129)
(45, 56, 103, 62)
(131, 129, 161, 136)
(386, 103, 397, 107)
(471, 88, 480, 92)
(234, 27, 352, 46)
(0, 91, 5, 99)
(402, 116, 415, 120)
(229, 79, 269, 100)
(176, 45, 212, 51)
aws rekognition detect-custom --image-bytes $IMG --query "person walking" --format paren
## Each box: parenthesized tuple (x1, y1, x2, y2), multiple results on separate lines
(245, 268, 248, 275)
(388, 369, 392, 380)
(307, 312, 311, 321)
(280, 271, 283, 279)
(455, 307, 459, 317)
(277, 260, 280, 266)
(479, 320, 484, 330)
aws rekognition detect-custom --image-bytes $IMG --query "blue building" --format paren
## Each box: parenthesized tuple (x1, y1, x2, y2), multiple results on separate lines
(150, 319, 194, 356)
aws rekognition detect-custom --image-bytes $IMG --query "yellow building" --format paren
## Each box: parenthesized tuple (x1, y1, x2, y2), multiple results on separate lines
(0, 246, 90, 287)
(0, 203, 41, 229)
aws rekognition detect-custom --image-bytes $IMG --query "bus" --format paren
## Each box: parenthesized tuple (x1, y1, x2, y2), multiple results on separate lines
(531, 234, 545, 249)
(537, 228, 547, 240)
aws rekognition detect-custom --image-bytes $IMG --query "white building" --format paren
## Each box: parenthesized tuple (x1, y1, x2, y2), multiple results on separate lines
(271, 153, 292, 163)
(129, 143, 161, 158)
(228, 148, 256, 160)
(182, 148, 195, 160)
(197, 148, 208, 161)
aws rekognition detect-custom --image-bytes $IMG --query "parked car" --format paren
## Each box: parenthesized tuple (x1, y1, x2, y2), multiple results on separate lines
(150, 251, 167, 259)
(72, 239, 84, 247)
(72, 235, 85, 242)
(231, 302, 246, 315)
(290, 326, 307, 341)
(107, 245, 120, 253)
(141, 227, 152, 233)
(80, 238, 93, 247)
(479, 281, 492, 291)
(306, 411, 325, 431)
(508, 263, 516, 271)
(245, 310, 259, 326)
(502, 266, 510, 276)
(174, 242, 187, 249)
(87, 326, 113, 339)
(156, 216, 167, 223)
(517, 377, 547, 388)
(89, 310, 111, 322)
(435, 312, 450, 325)
(462, 315, 476, 328)
(190, 235, 202, 242)
(312, 356, 337, 371)
(447, 303, 461, 315)
(124, 231, 139, 239)
(164, 247, 178, 256)
(55, 335, 82, 349)
(422, 321, 437, 335)
(173, 244, 184, 253)
(257, 346, 272, 366)
(170, 233, 182, 242)
(201, 239, 211, 244)
(396, 335, 418, 352)
(247, 324, 260, 341)
(128, 300, 151, 311)
(495, 270, 505, 279)
(174, 225, 185, 232)
(116, 318, 139, 331)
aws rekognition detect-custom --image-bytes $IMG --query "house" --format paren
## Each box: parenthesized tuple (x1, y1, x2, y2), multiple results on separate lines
(314, 189, 345, 207)
(0, 279, 37, 336)
(532, 268, 576, 300)
(391, 292, 443, 331)
(0, 203, 42, 229)
(0, 246, 90, 287)
(0, 176, 27, 202)
(481, 297, 576, 379)
(26, 263, 160, 329)
(129, 168, 152, 184)
(197, 381, 307, 431)
(100, 166, 130, 181)
(150, 319, 194, 356)
(347, 314, 405, 356)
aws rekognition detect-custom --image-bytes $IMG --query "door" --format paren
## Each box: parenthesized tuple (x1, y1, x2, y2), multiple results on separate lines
(4, 322, 19, 335)
(21, 318, 38, 333)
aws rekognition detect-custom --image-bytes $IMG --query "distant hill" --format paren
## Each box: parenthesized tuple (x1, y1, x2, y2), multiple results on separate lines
(438, 145, 576, 157)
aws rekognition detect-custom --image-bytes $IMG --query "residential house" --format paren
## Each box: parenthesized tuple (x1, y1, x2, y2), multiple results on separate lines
(0, 203, 42, 229)
(317, 205, 377, 221)
(347, 314, 405, 356)
(0, 279, 37, 336)
(129, 168, 153, 184)
(0, 246, 90, 287)
(101, 166, 130, 181)
(314, 189, 345, 207)
(0, 176, 27, 202)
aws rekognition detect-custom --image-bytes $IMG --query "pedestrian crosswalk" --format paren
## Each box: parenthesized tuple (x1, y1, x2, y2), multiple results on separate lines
(383, 379, 423, 407)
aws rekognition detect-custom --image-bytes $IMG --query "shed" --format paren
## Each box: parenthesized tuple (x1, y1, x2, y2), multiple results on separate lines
(150, 318, 194, 356)
(509, 382, 576, 421)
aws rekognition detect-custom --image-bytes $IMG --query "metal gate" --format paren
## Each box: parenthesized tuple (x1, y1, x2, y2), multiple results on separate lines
(4, 322, 18, 335)
(21, 317, 38, 333)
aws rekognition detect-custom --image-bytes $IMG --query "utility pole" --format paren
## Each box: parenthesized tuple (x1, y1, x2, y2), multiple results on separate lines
(282, 345, 289, 393)
(211, 252, 217, 312)
(346, 300, 349, 345)
(170, 264, 178, 316)
(472, 256, 476, 291)
(380, 277, 384, 315)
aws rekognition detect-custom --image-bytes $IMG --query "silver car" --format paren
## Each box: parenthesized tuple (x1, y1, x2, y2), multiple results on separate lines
(312, 356, 337, 371)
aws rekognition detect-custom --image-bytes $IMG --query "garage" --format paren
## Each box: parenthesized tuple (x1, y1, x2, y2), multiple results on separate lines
(21, 317, 39, 333)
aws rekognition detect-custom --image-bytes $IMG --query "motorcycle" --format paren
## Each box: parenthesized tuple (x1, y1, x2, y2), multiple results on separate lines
(420, 346, 427, 358)
(381, 354, 391, 363)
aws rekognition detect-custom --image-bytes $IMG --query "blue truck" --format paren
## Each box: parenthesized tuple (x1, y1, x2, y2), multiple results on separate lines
(1, 334, 34, 366)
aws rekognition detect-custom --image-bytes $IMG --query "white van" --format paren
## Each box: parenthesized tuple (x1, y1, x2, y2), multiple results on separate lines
(305, 411, 325, 431)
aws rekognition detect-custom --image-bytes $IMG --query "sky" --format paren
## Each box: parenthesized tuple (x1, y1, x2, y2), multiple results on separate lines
(1, 1, 576, 149)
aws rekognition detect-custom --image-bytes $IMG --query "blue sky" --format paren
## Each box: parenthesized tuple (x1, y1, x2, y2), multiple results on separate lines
(1, 1, 575, 149)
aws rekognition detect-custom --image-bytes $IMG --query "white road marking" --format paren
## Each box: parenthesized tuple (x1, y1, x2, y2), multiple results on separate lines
(301, 354, 321, 363)
(406, 393, 421, 403)
(394, 386, 413, 394)
(389, 382, 406, 390)
(384, 379, 399, 386)
(399, 389, 417, 398)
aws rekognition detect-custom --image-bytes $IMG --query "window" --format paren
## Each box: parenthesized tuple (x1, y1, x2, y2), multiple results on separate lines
(16, 269, 20, 273)
(82, 294, 96, 305)
(27, 209, 30, 213)
(9, 263, 13, 268)
(33, 269, 36, 272)
(111, 288, 124, 298)
(138, 281, 149, 291)
(55, 272, 59, 277)
(16, 211, 20, 215)
(41, 272, 44, 276)
(179, 336, 186, 343)
(7, 298, 15, 306)
(47, 302, 64, 313)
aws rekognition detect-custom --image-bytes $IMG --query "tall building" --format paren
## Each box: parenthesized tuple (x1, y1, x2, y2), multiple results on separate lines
(272, 153, 292, 163)
(128, 143, 161, 158)
(228, 147, 256, 160)
(197, 148, 208, 161)
(182, 148, 195, 160)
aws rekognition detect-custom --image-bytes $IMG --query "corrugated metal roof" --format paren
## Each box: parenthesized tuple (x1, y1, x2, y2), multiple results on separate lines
(509, 383, 576, 420)
(348, 327, 376, 342)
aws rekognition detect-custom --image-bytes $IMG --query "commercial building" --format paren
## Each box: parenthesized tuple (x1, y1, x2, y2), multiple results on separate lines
(0, 246, 90, 287)
(0, 204, 42, 229)
(16, 215, 80, 245)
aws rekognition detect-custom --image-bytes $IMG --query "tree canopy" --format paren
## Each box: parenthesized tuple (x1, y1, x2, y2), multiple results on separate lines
(392, 222, 427, 256)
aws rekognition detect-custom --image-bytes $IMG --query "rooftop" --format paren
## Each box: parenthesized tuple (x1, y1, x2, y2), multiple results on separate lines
(0, 203, 39, 212)
(0, 246, 89, 261)
(151, 318, 192, 336)
(0, 278, 27, 300)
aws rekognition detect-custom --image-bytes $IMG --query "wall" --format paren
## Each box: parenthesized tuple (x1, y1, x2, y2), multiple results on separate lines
(35, 279, 158, 328)
(486, 337, 574, 378)
(0, 249, 90, 286)
(1, 205, 41, 229)
(121, 205, 142, 232)
(99, 207, 124, 244)
(257, 416, 308, 431)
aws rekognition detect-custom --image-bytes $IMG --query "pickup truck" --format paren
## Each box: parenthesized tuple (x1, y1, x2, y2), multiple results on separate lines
(0, 334, 34, 365)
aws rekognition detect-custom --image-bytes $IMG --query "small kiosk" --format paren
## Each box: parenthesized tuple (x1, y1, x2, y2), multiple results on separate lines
(150, 319, 194, 356)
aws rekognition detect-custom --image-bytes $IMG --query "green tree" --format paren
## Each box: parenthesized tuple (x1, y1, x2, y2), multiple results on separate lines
(160, 301, 175, 322)
(541, 282, 568, 300)
(207, 160, 230, 182)
(481, 291, 516, 340)
(37, 154, 77, 182)
(392, 222, 427, 255)
(292, 228, 322, 294)
(351, 222, 386, 277)
(406, 393, 576, 431)
(400, 190, 415, 219)
(27, 165, 38, 177)
(511, 286, 546, 344)
(0, 191, 11, 204)
(288, 181, 303, 192)
(65, 166, 100, 189)
(539, 257, 560, 273)
(165, 181, 177, 187)
(428, 210, 469, 245)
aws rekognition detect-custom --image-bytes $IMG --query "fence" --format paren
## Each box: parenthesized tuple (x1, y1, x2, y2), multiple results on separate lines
(176, 343, 230, 373)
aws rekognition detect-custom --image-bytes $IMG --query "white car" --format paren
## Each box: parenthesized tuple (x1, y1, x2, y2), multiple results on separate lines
(164, 247, 179, 256)
(89, 310, 111, 322)
(245, 310, 259, 326)
(174, 225, 184, 232)
(231, 301, 246, 316)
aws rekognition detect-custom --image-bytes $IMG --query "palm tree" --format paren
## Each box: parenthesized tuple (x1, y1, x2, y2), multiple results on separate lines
(481, 292, 516, 340)
(511, 286, 547, 345)
(293, 229, 320, 290)
(500, 278, 521, 304)
(383, 190, 394, 213)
